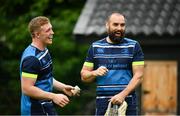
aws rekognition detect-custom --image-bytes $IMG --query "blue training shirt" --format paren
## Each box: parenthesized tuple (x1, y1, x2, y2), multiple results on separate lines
(20, 44, 53, 115)
(84, 37, 144, 96)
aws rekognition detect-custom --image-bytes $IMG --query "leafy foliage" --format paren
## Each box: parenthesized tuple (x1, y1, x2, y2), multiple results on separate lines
(0, 0, 96, 114)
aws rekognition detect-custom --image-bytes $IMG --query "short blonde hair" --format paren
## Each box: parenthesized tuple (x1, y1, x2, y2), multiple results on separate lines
(28, 16, 50, 37)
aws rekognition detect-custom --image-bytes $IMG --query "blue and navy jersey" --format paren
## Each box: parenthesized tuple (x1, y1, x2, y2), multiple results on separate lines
(20, 44, 53, 115)
(84, 37, 144, 96)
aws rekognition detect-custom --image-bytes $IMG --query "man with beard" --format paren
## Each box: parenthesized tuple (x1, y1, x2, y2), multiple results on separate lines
(80, 12, 144, 115)
(20, 16, 78, 115)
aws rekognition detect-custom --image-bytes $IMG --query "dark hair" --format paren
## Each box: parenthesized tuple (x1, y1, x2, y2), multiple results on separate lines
(106, 12, 126, 22)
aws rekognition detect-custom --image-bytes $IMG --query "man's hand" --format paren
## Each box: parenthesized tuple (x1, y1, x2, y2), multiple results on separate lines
(52, 93, 70, 107)
(62, 85, 75, 96)
(110, 92, 126, 105)
(71, 85, 81, 96)
(92, 66, 108, 76)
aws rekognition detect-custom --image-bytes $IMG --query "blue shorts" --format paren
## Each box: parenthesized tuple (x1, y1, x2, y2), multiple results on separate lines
(95, 94, 137, 115)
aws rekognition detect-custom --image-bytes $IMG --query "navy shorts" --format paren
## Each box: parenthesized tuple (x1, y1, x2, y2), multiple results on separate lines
(31, 100, 57, 115)
(95, 94, 137, 115)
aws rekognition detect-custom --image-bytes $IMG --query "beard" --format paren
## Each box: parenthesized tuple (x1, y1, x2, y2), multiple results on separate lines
(108, 30, 125, 43)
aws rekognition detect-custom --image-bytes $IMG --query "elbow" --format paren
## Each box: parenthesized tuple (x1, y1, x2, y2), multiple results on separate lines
(81, 75, 90, 83)
(22, 86, 28, 95)
(141, 74, 144, 81)
(139, 76, 143, 83)
(80, 71, 85, 81)
(81, 76, 87, 82)
(80, 69, 95, 83)
(80, 71, 87, 82)
(138, 72, 144, 83)
(134, 71, 144, 83)
(21, 84, 32, 96)
(80, 72, 91, 83)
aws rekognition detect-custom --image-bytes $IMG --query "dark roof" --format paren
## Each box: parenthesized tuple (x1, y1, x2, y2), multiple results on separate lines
(73, 0, 180, 36)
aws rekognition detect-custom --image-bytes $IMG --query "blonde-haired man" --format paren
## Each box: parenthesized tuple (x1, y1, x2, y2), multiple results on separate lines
(20, 16, 76, 115)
